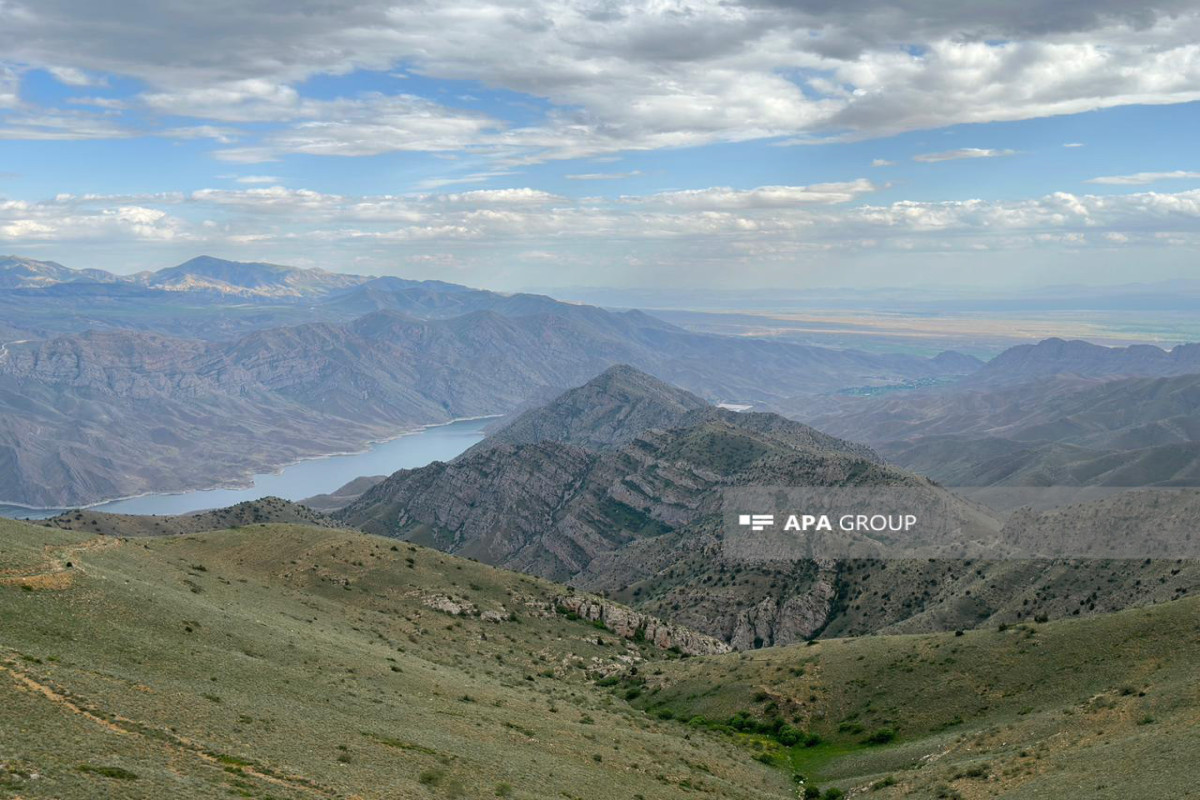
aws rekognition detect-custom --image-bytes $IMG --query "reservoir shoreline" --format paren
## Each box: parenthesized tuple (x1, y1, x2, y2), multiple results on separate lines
(0, 415, 497, 518)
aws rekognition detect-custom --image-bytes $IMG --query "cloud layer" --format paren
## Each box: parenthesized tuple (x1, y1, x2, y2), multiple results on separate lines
(8, 182, 1200, 262)
(0, 1, 1198, 161)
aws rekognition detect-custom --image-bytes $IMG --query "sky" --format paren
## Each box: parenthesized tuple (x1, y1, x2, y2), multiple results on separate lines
(1, 1, 1200, 291)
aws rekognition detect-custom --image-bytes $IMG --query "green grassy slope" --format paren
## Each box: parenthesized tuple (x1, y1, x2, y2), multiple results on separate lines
(619, 596, 1200, 799)
(0, 518, 786, 800)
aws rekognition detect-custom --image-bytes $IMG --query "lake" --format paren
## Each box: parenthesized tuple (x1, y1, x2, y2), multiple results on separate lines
(0, 417, 490, 520)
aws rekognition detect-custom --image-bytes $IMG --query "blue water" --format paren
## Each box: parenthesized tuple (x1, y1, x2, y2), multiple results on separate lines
(0, 417, 490, 519)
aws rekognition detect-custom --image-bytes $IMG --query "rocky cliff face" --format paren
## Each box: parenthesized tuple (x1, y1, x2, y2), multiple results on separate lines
(551, 594, 731, 656)
(338, 405, 903, 583)
(728, 561, 838, 649)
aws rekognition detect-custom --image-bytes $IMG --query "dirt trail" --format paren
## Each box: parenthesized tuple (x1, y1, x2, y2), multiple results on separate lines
(0, 536, 124, 589)
(0, 654, 334, 797)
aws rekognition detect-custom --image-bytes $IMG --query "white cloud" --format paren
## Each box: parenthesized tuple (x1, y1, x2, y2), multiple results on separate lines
(871, 159, 895, 167)
(0, 109, 133, 141)
(161, 125, 240, 144)
(207, 93, 502, 162)
(7, 182, 1200, 284)
(913, 148, 1016, 163)
(414, 171, 517, 190)
(46, 66, 105, 87)
(0, 199, 190, 242)
(1063, 142, 1085, 148)
(0, 3, 1198, 161)
(15, 182, 1200, 249)
(433, 188, 563, 206)
(65, 96, 126, 109)
(1086, 170, 1200, 185)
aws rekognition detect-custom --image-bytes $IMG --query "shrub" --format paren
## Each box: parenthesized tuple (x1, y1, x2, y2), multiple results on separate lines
(419, 768, 446, 786)
(863, 727, 897, 745)
(775, 724, 801, 746)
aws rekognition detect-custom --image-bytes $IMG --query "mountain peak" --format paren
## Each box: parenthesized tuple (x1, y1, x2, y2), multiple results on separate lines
(975, 337, 1181, 384)
(474, 364, 710, 453)
(148, 256, 368, 297)
(0, 255, 121, 289)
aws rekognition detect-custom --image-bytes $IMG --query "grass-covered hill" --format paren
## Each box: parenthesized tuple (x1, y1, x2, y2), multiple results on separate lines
(3, 515, 1196, 799)
(618, 594, 1200, 799)
(0, 516, 783, 799)
(39, 497, 343, 537)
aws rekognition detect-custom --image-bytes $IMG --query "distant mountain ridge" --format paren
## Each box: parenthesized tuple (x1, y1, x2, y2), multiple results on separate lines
(792, 340, 1200, 492)
(0, 255, 123, 289)
(972, 337, 1200, 384)
(0, 304, 968, 507)
(0, 253, 975, 507)
(143, 255, 368, 297)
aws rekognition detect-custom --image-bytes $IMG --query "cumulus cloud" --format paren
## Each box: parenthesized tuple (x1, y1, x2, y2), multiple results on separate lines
(433, 188, 563, 206)
(0, 2, 1197, 160)
(13, 180, 1200, 258)
(0, 199, 190, 242)
(1086, 170, 1200, 185)
(913, 148, 1016, 163)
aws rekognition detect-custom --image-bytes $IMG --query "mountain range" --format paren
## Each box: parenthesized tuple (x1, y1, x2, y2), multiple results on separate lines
(792, 344, 1200, 493)
(334, 365, 1199, 648)
(0, 256, 978, 507)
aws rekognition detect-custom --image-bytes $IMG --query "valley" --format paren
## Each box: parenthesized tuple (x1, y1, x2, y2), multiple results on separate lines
(2, 255, 1200, 800)
(0, 256, 976, 509)
(2, 513, 1195, 799)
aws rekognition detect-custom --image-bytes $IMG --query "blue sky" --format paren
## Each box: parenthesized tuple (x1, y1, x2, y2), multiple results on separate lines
(2, 1, 1200, 291)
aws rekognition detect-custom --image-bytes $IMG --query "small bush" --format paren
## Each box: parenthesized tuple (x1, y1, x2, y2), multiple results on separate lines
(863, 727, 897, 745)
(419, 767, 446, 786)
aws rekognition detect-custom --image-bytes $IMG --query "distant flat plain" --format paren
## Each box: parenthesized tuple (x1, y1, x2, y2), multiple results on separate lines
(648, 308, 1200, 357)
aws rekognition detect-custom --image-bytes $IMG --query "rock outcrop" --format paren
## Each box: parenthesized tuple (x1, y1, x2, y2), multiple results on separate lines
(553, 594, 730, 656)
